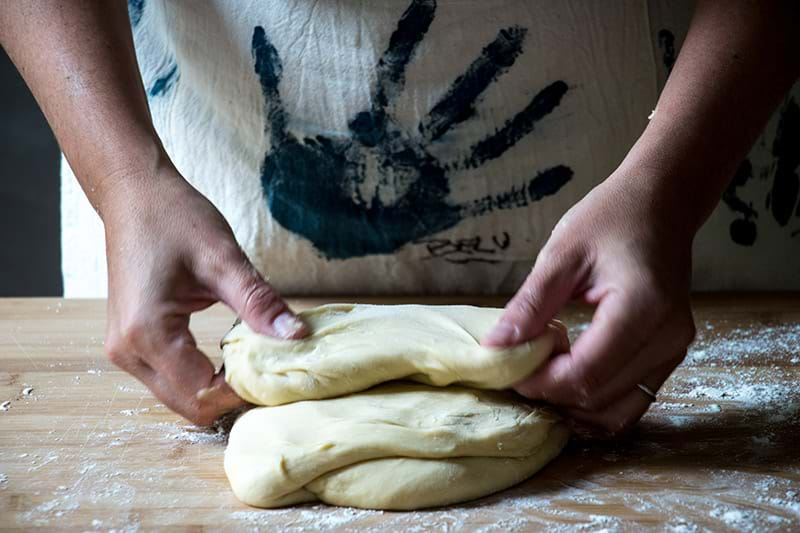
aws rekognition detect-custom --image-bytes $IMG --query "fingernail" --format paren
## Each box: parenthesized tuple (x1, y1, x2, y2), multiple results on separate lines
(483, 321, 520, 346)
(273, 312, 306, 339)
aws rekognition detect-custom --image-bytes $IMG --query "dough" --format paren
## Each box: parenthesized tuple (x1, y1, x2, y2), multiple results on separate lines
(222, 303, 564, 405)
(224, 382, 570, 509)
(222, 304, 569, 510)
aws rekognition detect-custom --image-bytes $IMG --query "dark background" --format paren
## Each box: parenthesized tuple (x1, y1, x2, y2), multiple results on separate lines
(0, 46, 62, 296)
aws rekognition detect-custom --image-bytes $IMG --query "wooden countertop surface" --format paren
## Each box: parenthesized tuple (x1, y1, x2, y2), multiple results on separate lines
(1, 295, 799, 531)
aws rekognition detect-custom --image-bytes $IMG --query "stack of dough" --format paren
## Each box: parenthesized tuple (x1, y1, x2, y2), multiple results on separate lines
(221, 304, 569, 510)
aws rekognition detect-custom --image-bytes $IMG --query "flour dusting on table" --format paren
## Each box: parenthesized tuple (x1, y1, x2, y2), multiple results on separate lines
(3, 313, 799, 531)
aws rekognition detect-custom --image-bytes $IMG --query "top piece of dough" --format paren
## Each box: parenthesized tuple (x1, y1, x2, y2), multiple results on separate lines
(222, 304, 562, 406)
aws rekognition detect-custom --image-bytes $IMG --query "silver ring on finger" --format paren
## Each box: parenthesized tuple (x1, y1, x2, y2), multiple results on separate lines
(636, 383, 658, 402)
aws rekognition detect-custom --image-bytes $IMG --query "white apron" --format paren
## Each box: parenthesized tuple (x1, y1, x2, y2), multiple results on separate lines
(61, 0, 800, 296)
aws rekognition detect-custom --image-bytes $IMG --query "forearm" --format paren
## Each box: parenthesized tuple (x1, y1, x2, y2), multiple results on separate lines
(0, 0, 168, 214)
(616, 0, 800, 236)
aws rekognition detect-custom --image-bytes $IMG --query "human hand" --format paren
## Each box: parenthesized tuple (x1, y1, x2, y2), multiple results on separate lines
(101, 165, 308, 425)
(483, 171, 696, 433)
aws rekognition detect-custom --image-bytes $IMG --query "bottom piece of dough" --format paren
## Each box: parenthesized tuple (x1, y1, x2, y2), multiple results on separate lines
(225, 382, 569, 510)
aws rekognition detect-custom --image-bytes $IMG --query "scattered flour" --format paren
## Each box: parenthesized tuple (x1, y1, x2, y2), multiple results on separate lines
(119, 408, 150, 416)
(685, 321, 800, 367)
(665, 520, 702, 532)
(6, 313, 800, 530)
(657, 402, 695, 410)
(19, 495, 81, 526)
(712, 507, 748, 526)
(231, 507, 383, 530)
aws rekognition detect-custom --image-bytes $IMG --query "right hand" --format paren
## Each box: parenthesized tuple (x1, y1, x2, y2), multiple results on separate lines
(101, 163, 308, 426)
(483, 171, 696, 434)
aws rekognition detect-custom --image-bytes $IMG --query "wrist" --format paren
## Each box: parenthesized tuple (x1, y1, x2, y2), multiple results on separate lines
(604, 164, 700, 246)
(611, 125, 727, 241)
(87, 144, 181, 222)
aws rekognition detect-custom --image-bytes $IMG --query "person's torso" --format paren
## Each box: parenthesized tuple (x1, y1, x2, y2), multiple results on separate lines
(60, 0, 800, 296)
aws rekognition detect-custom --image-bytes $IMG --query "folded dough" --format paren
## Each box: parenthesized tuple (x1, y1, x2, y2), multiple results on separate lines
(222, 303, 563, 405)
(222, 304, 569, 510)
(224, 382, 570, 509)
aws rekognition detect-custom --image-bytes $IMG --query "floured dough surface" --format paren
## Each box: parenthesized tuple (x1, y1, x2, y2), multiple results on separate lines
(222, 303, 562, 405)
(224, 382, 569, 510)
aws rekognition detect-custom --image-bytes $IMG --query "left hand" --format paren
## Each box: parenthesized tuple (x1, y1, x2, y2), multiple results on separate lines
(483, 170, 697, 434)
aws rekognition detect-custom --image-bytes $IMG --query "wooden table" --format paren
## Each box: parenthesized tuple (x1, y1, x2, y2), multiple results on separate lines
(1, 296, 798, 531)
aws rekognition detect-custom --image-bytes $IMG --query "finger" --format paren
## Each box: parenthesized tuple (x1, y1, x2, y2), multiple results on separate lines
(482, 244, 586, 347)
(148, 366, 247, 426)
(109, 335, 244, 426)
(107, 341, 157, 384)
(141, 317, 247, 425)
(561, 358, 677, 434)
(549, 320, 571, 354)
(576, 316, 693, 409)
(195, 369, 249, 418)
(513, 289, 655, 408)
(210, 249, 308, 339)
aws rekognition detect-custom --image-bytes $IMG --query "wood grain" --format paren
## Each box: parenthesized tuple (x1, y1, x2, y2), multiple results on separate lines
(0, 295, 798, 531)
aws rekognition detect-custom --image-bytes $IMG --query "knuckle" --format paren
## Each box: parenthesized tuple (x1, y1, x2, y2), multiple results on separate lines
(573, 369, 602, 405)
(105, 314, 155, 369)
(538, 241, 574, 271)
(214, 243, 247, 276)
(513, 291, 543, 322)
(200, 240, 246, 288)
(105, 342, 127, 368)
(243, 282, 283, 317)
(105, 329, 133, 369)
(580, 393, 605, 412)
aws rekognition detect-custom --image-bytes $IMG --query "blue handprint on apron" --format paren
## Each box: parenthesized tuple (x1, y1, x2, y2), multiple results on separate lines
(253, 0, 572, 259)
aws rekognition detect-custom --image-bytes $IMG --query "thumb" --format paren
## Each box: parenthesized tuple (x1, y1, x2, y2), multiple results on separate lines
(213, 252, 309, 339)
(483, 245, 584, 347)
